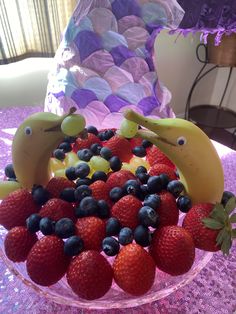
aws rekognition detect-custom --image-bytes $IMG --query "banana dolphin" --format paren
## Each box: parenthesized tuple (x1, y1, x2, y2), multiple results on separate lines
(124, 109, 224, 204)
(0, 107, 85, 199)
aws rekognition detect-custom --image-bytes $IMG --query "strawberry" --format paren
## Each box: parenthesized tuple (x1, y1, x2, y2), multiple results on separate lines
(129, 137, 143, 149)
(73, 133, 102, 152)
(111, 195, 142, 229)
(156, 191, 179, 227)
(182, 203, 219, 252)
(89, 180, 110, 203)
(0, 189, 38, 230)
(146, 146, 175, 168)
(26, 235, 70, 286)
(75, 216, 106, 251)
(67, 250, 113, 300)
(46, 177, 76, 199)
(106, 170, 136, 191)
(149, 163, 177, 181)
(39, 198, 77, 223)
(149, 226, 195, 276)
(104, 135, 133, 162)
(4, 226, 37, 262)
(113, 243, 156, 296)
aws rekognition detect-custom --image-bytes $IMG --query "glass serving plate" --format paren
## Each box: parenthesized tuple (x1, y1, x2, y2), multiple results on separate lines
(0, 214, 213, 310)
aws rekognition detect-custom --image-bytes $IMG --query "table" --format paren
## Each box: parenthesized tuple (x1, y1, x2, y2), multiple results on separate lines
(0, 106, 235, 314)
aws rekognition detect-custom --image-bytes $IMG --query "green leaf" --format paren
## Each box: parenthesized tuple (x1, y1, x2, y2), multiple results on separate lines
(216, 228, 227, 245)
(221, 233, 232, 255)
(230, 213, 236, 223)
(232, 229, 236, 239)
(225, 197, 236, 215)
(210, 204, 227, 223)
(203, 218, 224, 230)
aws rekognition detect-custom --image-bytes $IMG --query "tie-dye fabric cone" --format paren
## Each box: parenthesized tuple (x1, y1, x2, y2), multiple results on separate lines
(45, 0, 184, 128)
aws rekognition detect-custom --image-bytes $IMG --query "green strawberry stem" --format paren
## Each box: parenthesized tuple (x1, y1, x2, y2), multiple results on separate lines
(203, 197, 236, 255)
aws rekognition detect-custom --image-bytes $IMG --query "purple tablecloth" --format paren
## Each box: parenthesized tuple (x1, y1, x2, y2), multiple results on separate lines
(0, 106, 235, 314)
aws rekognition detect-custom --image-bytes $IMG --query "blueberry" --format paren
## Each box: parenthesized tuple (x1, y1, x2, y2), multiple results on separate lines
(91, 171, 107, 182)
(87, 125, 98, 136)
(58, 142, 72, 153)
(177, 195, 192, 213)
(159, 173, 170, 189)
(97, 200, 110, 218)
(135, 166, 147, 175)
(26, 214, 41, 233)
(60, 187, 76, 202)
(142, 140, 152, 148)
(76, 162, 90, 178)
(138, 206, 159, 227)
(109, 156, 122, 172)
(55, 218, 75, 238)
(136, 172, 150, 184)
(123, 179, 141, 196)
(106, 217, 121, 236)
(76, 196, 98, 217)
(74, 185, 92, 201)
(90, 143, 102, 155)
(167, 180, 184, 198)
(65, 166, 78, 181)
(118, 227, 133, 245)
(63, 136, 77, 144)
(39, 217, 55, 235)
(102, 237, 120, 256)
(53, 149, 65, 161)
(103, 129, 114, 140)
(77, 149, 93, 162)
(64, 235, 84, 256)
(132, 146, 146, 157)
(4, 164, 16, 179)
(100, 147, 112, 160)
(221, 191, 235, 207)
(109, 187, 124, 202)
(98, 132, 106, 141)
(32, 185, 49, 205)
(134, 225, 151, 247)
(147, 176, 163, 193)
(144, 194, 161, 210)
(76, 177, 92, 187)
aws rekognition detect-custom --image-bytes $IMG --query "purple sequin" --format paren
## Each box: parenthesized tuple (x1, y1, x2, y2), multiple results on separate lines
(71, 89, 98, 108)
(74, 30, 102, 62)
(111, 0, 141, 20)
(138, 96, 160, 115)
(104, 94, 130, 112)
(110, 45, 136, 66)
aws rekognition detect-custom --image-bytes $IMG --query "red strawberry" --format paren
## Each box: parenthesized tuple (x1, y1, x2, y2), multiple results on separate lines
(113, 243, 156, 296)
(0, 189, 38, 230)
(104, 135, 132, 162)
(75, 217, 106, 251)
(149, 226, 195, 276)
(67, 250, 113, 300)
(182, 203, 220, 252)
(26, 235, 70, 286)
(149, 163, 177, 181)
(39, 198, 77, 222)
(46, 177, 76, 199)
(106, 170, 136, 191)
(146, 146, 176, 168)
(4, 226, 37, 262)
(73, 133, 102, 152)
(156, 191, 179, 227)
(89, 180, 110, 202)
(129, 137, 143, 149)
(111, 195, 142, 229)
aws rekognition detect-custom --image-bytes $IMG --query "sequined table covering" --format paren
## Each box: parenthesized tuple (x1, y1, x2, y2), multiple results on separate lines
(0, 106, 235, 314)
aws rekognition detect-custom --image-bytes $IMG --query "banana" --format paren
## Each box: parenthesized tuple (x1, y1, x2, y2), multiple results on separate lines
(124, 109, 224, 204)
(0, 107, 86, 199)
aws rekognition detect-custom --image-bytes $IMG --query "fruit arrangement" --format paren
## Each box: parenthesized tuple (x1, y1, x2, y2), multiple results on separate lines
(0, 108, 235, 301)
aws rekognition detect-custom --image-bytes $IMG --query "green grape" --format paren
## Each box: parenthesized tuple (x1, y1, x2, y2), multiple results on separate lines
(61, 114, 86, 136)
(90, 156, 110, 173)
(119, 118, 138, 138)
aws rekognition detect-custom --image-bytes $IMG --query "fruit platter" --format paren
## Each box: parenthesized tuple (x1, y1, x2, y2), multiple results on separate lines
(0, 108, 235, 309)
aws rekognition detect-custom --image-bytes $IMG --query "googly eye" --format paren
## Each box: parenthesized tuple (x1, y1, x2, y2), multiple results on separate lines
(24, 126, 32, 136)
(177, 136, 187, 146)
